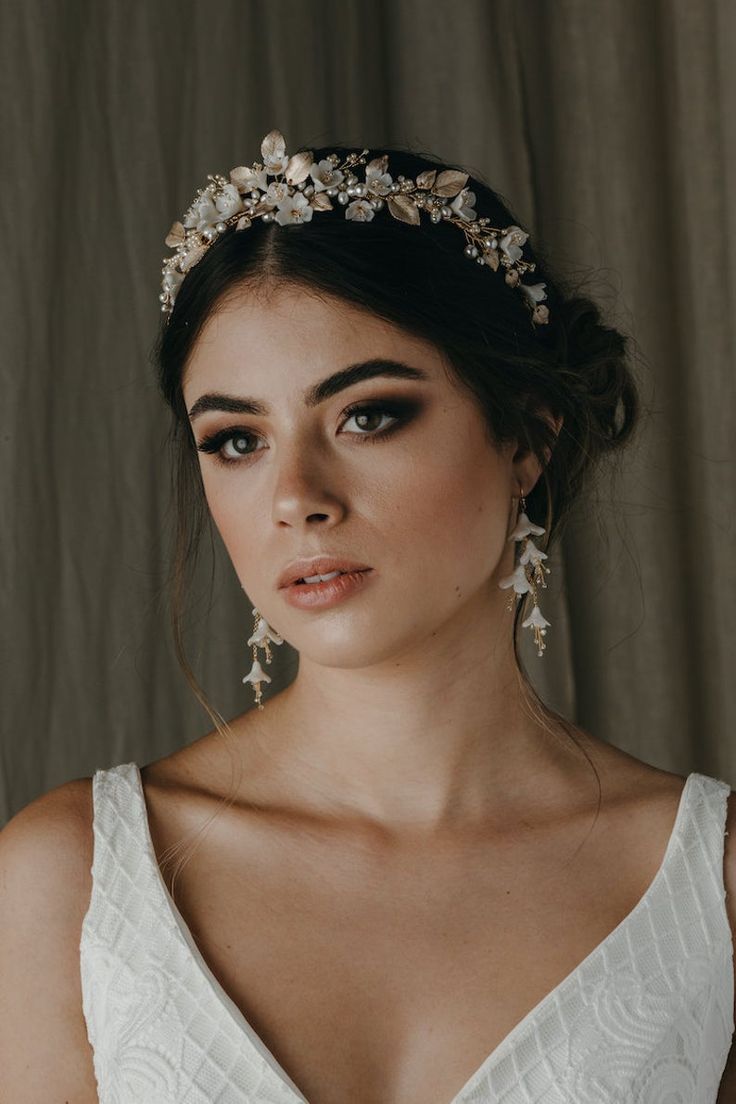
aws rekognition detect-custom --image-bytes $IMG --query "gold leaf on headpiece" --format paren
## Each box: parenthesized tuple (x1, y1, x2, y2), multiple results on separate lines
(367, 154, 389, 176)
(387, 195, 421, 225)
(285, 151, 313, 186)
(261, 129, 286, 163)
(310, 192, 334, 211)
(432, 170, 469, 197)
(484, 248, 500, 271)
(416, 169, 438, 190)
(165, 221, 186, 248)
(230, 166, 261, 193)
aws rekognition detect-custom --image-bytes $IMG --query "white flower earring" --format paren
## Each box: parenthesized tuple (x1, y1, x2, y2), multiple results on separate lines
(241, 590, 284, 709)
(498, 489, 552, 656)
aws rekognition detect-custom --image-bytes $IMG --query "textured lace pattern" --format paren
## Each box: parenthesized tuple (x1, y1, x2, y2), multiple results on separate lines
(79, 764, 735, 1103)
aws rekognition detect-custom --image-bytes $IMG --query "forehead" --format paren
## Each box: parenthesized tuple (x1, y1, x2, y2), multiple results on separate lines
(182, 285, 449, 396)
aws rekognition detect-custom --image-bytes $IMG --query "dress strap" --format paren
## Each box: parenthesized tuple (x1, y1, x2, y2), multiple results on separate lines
(680, 773, 731, 891)
(81, 762, 145, 932)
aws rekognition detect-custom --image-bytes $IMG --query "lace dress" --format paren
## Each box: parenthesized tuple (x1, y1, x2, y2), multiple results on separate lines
(79, 763, 735, 1103)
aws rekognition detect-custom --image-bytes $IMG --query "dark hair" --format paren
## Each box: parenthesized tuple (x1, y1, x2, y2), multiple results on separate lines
(150, 140, 645, 894)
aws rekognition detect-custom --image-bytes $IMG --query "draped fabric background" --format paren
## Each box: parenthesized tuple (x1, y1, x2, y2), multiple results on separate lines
(1, 0, 733, 823)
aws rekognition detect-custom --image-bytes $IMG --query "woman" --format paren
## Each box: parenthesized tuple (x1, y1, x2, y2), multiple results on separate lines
(1, 130, 734, 1102)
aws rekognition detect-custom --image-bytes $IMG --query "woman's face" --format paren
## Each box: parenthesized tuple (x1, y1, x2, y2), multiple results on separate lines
(182, 284, 531, 668)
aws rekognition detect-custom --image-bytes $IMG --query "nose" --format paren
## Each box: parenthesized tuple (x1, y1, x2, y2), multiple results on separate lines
(269, 438, 348, 529)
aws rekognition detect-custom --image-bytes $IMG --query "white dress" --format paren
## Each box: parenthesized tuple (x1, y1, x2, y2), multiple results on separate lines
(79, 763, 735, 1103)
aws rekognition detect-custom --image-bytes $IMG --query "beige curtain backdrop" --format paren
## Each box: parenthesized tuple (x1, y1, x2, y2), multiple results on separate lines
(1, 0, 733, 823)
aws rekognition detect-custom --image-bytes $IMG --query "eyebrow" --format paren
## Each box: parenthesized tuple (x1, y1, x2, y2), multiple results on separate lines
(187, 358, 431, 422)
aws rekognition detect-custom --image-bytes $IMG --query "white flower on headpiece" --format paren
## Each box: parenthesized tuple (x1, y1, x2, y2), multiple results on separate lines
(310, 159, 345, 192)
(345, 199, 375, 222)
(215, 183, 245, 220)
(449, 187, 478, 221)
(519, 281, 548, 305)
(261, 129, 289, 176)
(274, 192, 314, 225)
(365, 155, 393, 197)
(264, 180, 291, 206)
(499, 225, 529, 263)
(230, 164, 269, 193)
(183, 195, 221, 233)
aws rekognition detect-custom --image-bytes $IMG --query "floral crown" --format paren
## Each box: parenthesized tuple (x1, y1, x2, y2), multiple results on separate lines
(160, 129, 550, 326)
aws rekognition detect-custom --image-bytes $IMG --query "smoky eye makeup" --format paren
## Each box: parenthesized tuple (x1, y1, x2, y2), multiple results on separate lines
(194, 396, 423, 467)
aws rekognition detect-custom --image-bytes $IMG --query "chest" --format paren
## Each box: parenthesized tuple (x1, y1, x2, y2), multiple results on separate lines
(148, 796, 675, 1104)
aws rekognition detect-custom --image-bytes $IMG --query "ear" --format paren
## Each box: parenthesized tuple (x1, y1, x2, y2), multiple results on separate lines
(511, 410, 563, 498)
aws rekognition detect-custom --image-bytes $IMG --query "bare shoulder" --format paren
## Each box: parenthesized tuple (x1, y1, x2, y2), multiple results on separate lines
(0, 776, 95, 913)
(2, 771, 93, 840)
(0, 775, 99, 1100)
(0, 774, 94, 912)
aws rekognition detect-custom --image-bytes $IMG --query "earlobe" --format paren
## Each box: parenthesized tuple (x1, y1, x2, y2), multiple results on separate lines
(510, 446, 546, 501)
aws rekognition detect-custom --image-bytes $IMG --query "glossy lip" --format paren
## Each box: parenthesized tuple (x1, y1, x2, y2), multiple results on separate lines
(277, 556, 372, 589)
(282, 567, 374, 610)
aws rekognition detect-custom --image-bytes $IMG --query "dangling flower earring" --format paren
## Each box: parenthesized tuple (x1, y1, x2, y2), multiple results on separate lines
(498, 488, 552, 656)
(241, 592, 284, 709)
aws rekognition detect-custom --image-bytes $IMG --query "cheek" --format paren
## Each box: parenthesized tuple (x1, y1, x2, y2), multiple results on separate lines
(388, 423, 509, 591)
(200, 474, 251, 559)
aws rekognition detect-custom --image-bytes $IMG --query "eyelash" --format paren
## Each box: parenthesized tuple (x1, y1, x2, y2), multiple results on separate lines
(195, 399, 416, 468)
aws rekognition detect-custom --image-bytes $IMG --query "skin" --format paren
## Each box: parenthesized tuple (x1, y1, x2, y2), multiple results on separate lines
(180, 281, 588, 834)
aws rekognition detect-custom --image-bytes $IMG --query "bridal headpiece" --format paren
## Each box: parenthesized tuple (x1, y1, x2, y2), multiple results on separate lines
(159, 129, 550, 327)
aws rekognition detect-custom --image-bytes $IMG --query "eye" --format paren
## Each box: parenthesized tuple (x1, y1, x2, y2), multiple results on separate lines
(340, 401, 407, 438)
(195, 398, 418, 468)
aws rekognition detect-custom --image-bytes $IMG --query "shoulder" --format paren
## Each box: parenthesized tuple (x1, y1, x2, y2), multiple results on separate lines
(0, 776, 99, 1099)
(0, 774, 94, 887)
(0, 773, 95, 967)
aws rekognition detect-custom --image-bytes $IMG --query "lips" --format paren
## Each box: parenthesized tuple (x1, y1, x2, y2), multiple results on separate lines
(278, 557, 372, 589)
(282, 566, 375, 609)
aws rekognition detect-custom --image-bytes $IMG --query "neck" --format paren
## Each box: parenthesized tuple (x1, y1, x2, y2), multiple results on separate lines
(236, 582, 583, 834)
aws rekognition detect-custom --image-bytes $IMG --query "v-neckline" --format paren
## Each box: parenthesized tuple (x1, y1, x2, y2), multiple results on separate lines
(129, 762, 694, 1104)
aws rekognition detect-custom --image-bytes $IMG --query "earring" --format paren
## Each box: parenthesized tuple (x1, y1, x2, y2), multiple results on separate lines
(241, 595, 284, 709)
(497, 489, 552, 656)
